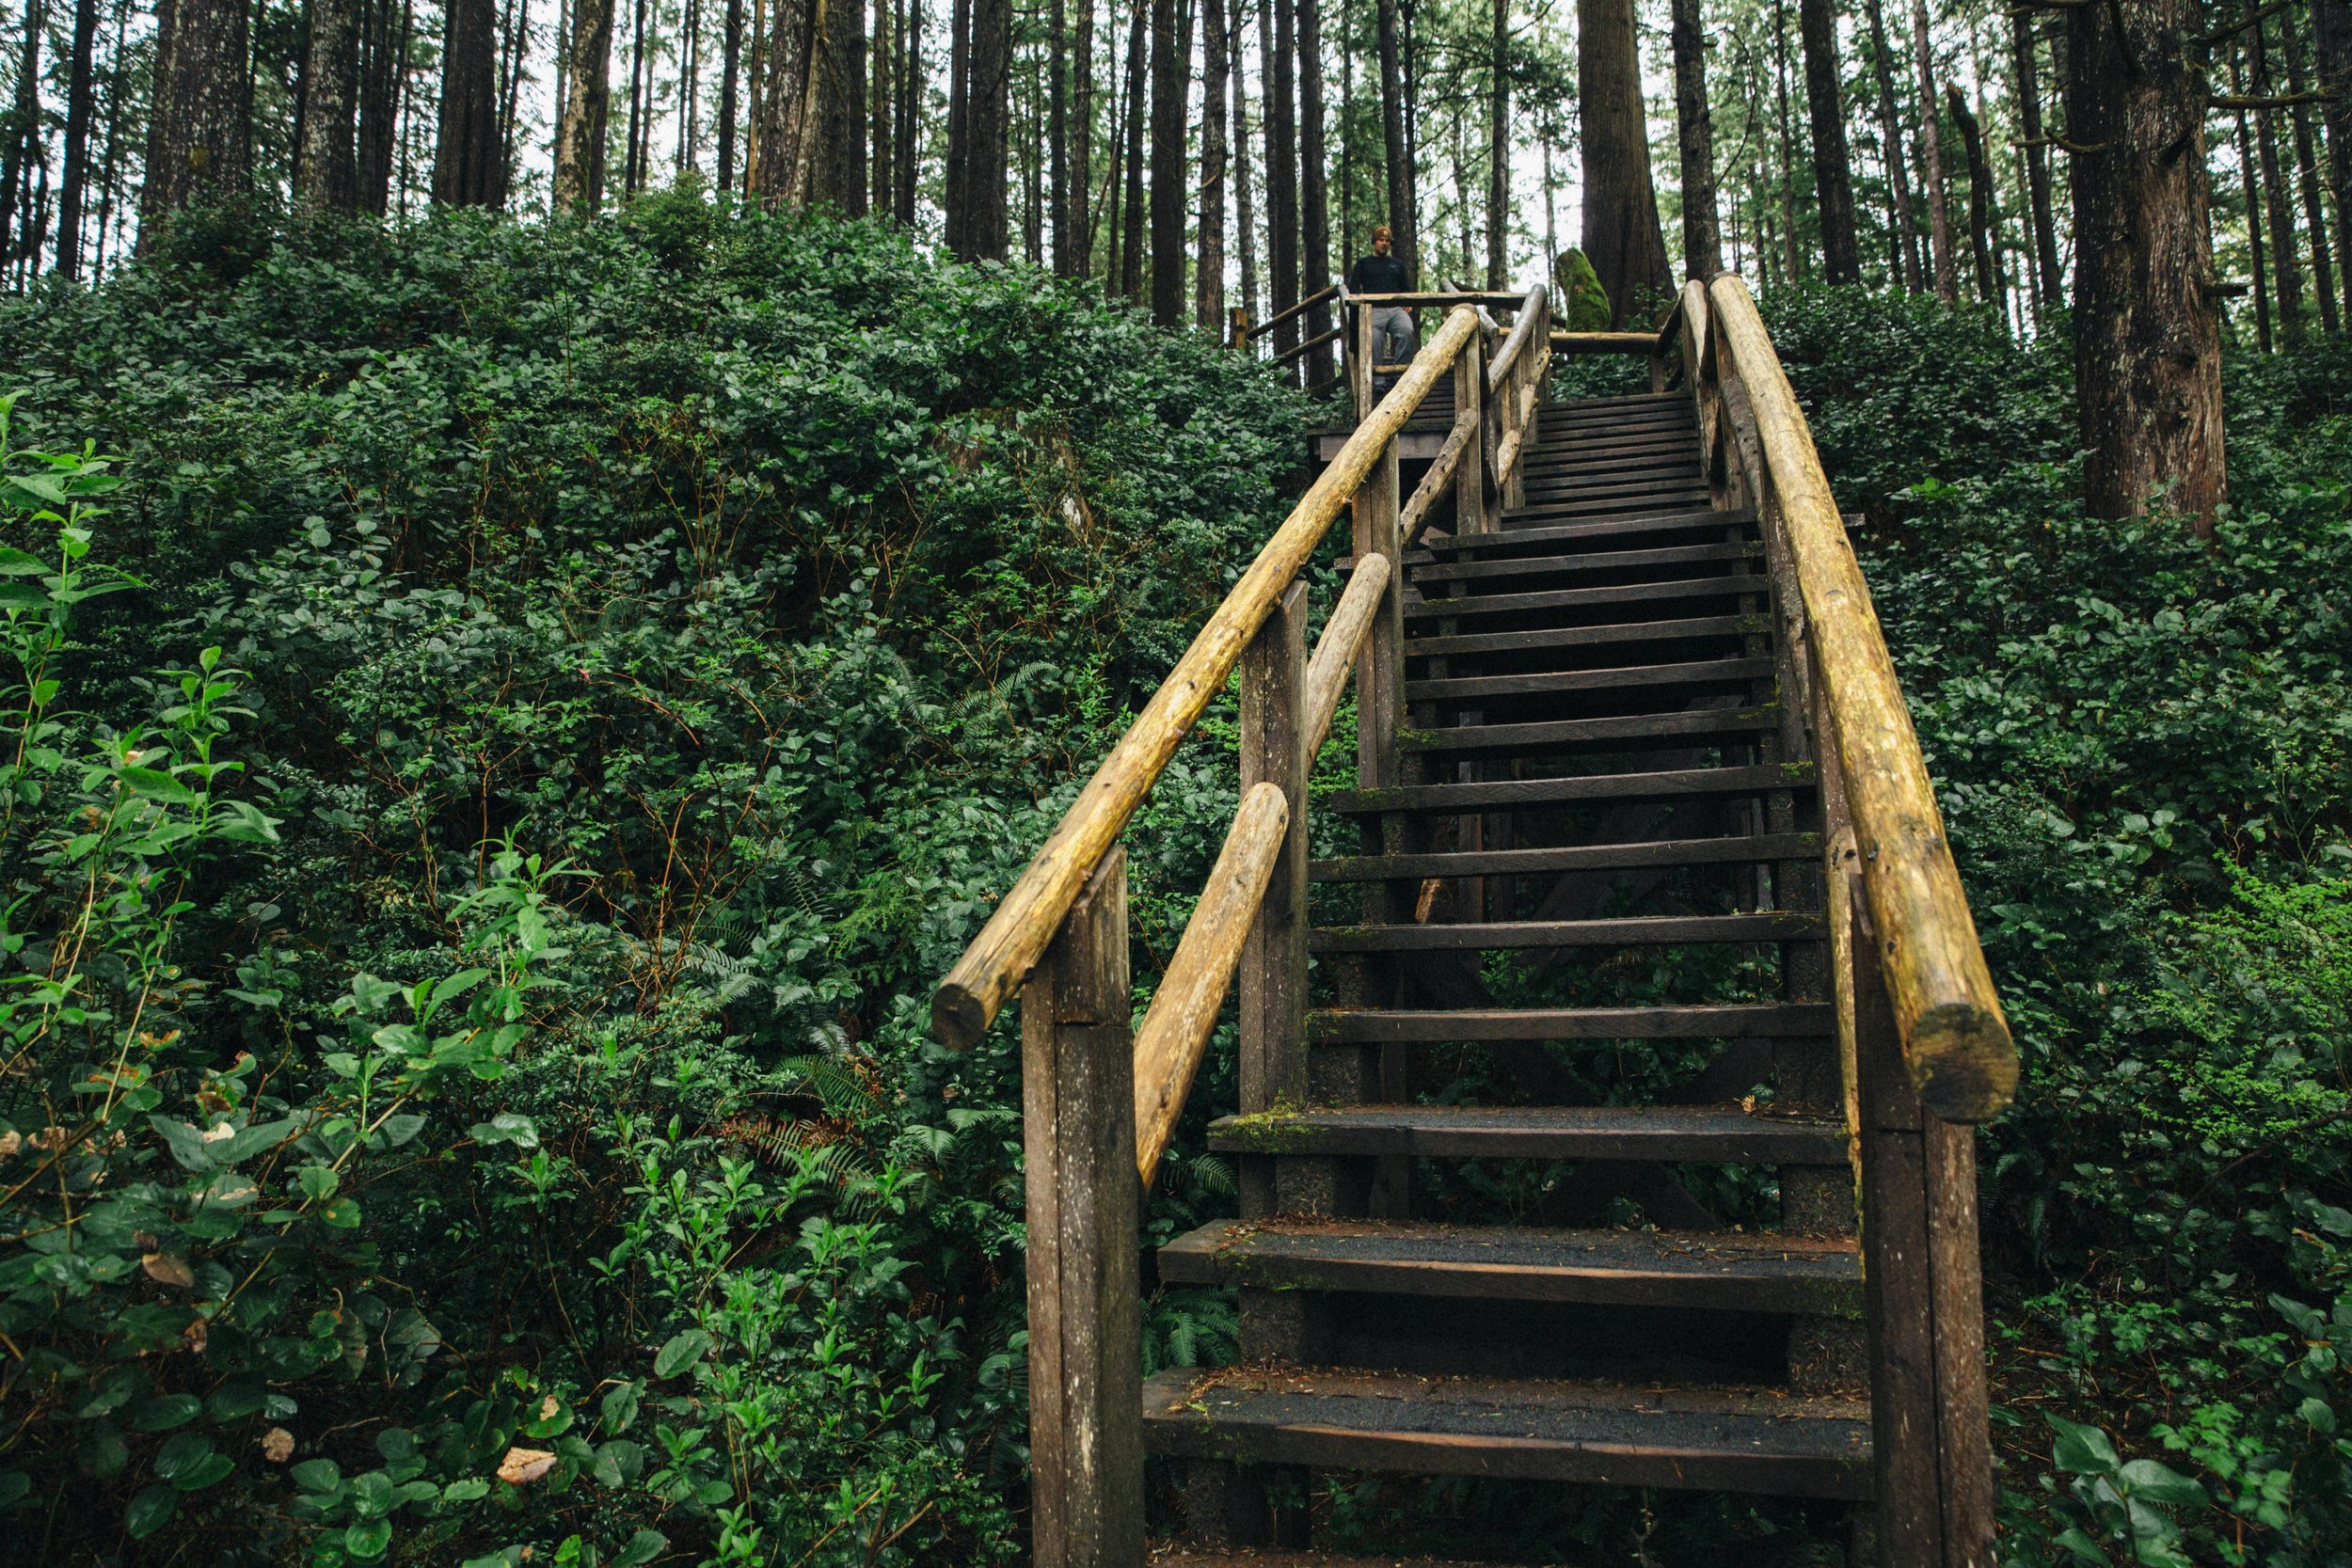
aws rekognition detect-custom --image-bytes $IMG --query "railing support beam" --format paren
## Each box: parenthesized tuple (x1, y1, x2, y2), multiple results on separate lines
(1021, 849, 1144, 1568)
(1239, 582, 1309, 1220)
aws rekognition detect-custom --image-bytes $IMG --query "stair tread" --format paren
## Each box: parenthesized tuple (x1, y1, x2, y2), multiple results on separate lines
(1402, 574, 1770, 619)
(1303, 1002, 1835, 1041)
(1405, 655, 1772, 702)
(1502, 491, 1717, 521)
(1410, 542, 1757, 584)
(1405, 612, 1764, 658)
(1206, 1101, 1851, 1163)
(1327, 762, 1811, 815)
(1309, 911, 1824, 951)
(1421, 510, 1756, 554)
(1152, 1551, 1487, 1568)
(1398, 704, 1780, 753)
(1140, 1367, 1873, 1500)
(1159, 1219, 1861, 1312)
(1311, 831, 1821, 879)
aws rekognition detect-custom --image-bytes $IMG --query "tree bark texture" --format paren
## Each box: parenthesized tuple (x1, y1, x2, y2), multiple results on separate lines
(1910, 0, 1956, 300)
(2278, 2, 2339, 330)
(2010, 12, 2062, 317)
(718, 0, 744, 187)
(2316, 0, 2352, 325)
(1120, 0, 1147, 297)
(2239, 95, 2273, 352)
(894, 0, 919, 219)
(354, 0, 405, 213)
(1485, 0, 1506, 286)
(1946, 83, 1996, 304)
(1864, 0, 1922, 291)
(1668, 0, 1720, 279)
(1298, 0, 1333, 380)
(751, 0, 818, 209)
(139, 0, 250, 238)
(1149, 0, 1184, 322)
(1070, 0, 1094, 273)
(553, 0, 614, 210)
(1798, 0, 1860, 283)
(1051, 0, 1072, 268)
(2065, 0, 2226, 526)
(868, 0, 889, 204)
(1578, 0, 1672, 324)
(962, 0, 1010, 253)
(56, 0, 100, 271)
(2250, 21, 2304, 341)
(809, 0, 868, 212)
(1198, 0, 1229, 325)
(434, 0, 505, 205)
(1375, 0, 1414, 281)
(1266, 0, 1300, 355)
(0, 0, 40, 263)
(1232, 0, 1259, 321)
(943, 0, 971, 245)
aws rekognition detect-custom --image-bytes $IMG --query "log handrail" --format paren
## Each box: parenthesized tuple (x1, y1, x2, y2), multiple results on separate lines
(1549, 329, 1662, 355)
(1486, 283, 1549, 395)
(1302, 553, 1392, 758)
(1274, 325, 1343, 366)
(1398, 406, 1481, 546)
(930, 303, 1484, 1049)
(1699, 275, 2016, 1123)
(1248, 282, 1342, 341)
(1351, 289, 1532, 308)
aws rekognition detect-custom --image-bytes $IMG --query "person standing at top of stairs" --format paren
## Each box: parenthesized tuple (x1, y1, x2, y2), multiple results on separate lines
(1347, 226, 1416, 390)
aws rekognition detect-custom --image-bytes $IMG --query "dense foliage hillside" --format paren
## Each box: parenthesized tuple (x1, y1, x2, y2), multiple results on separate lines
(0, 200, 1310, 1565)
(0, 208, 2345, 1566)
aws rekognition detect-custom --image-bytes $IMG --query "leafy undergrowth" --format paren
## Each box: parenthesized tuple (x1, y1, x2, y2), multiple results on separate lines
(1774, 288, 2352, 1567)
(0, 197, 1313, 1566)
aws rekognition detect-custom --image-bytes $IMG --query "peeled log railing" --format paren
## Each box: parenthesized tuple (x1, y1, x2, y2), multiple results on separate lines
(931, 289, 1545, 1567)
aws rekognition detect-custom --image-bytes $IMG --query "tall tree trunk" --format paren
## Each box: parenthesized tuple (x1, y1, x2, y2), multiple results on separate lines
(2065, 0, 2225, 526)
(3, 0, 46, 261)
(1149, 0, 1183, 322)
(1910, 0, 1956, 300)
(1024, 42, 1044, 261)
(1798, 0, 1860, 282)
(55, 0, 99, 271)
(91, 0, 125, 275)
(1298, 0, 1332, 378)
(1771, 0, 1802, 282)
(2235, 49, 2273, 351)
(869, 0, 889, 208)
(1946, 82, 1996, 303)
(1070, 0, 1094, 272)
(554, 0, 613, 209)
(356, 0, 405, 212)
(2279, 1, 2339, 330)
(2010, 11, 2061, 317)
(1051, 0, 1071, 267)
(944, 0, 970, 244)
(1668, 0, 1719, 278)
(895, 0, 919, 219)
(2316, 0, 2352, 325)
(751, 0, 818, 207)
(1375, 0, 1412, 279)
(1120, 0, 1146, 295)
(718, 0, 742, 188)
(1198, 0, 1228, 325)
(1484, 0, 1506, 286)
(1863, 0, 1922, 290)
(2251, 20, 2304, 341)
(809, 0, 868, 210)
(500, 0, 531, 183)
(139, 0, 250, 240)
(1265, 0, 1299, 353)
(434, 0, 504, 204)
(625, 0, 647, 194)
(1579, 0, 1671, 322)
(1232, 0, 1258, 320)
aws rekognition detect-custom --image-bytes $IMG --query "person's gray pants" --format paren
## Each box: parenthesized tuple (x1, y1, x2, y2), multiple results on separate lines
(1370, 306, 1419, 375)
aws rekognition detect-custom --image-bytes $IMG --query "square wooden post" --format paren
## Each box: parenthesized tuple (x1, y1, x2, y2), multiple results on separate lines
(1238, 581, 1309, 1216)
(1453, 332, 1486, 536)
(1021, 850, 1144, 1568)
(1351, 302, 1375, 424)
(1353, 437, 1403, 790)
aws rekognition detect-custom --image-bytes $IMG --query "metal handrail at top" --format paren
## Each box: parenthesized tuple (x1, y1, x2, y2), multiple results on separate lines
(930, 304, 1485, 1051)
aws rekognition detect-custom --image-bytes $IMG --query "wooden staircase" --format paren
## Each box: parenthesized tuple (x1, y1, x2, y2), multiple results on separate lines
(932, 278, 2016, 1568)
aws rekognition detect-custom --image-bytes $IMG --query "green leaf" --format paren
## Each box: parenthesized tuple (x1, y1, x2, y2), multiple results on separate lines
(653, 1327, 713, 1379)
(119, 766, 196, 804)
(152, 1432, 219, 1484)
(2050, 1413, 2120, 1475)
(291, 1457, 342, 1495)
(2117, 1457, 2205, 1506)
(0, 546, 49, 575)
(0, 1470, 29, 1510)
(0, 581, 50, 612)
(439, 1477, 490, 1504)
(599, 1379, 641, 1434)
(614, 1528, 668, 1566)
(468, 1112, 538, 1148)
(2053, 1527, 2113, 1563)
(320, 1196, 362, 1228)
(298, 1164, 341, 1201)
(127, 1393, 201, 1433)
(124, 1485, 178, 1539)
(344, 1516, 393, 1560)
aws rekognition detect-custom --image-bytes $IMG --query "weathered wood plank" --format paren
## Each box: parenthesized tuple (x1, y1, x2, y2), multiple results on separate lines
(1309, 911, 1824, 952)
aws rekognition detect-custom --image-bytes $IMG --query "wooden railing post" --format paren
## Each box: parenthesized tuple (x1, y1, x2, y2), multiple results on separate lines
(1453, 330, 1486, 536)
(1353, 435, 1404, 788)
(1350, 301, 1375, 424)
(1021, 849, 1144, 1568)
(1238, 581, 1308, 1217)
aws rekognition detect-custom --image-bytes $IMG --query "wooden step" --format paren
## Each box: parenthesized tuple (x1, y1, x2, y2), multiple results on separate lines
(1520, 468, 1708, 500)
(1160, 1219, 1863, 1315)
(1410, 543, 1759, 586)
(1421, 510, 1755, 555)
(1152, 1551, 1486, 1568)
(1540, 406, 1694, 432)
(1405, 656, 1772, 704)
(1311, 830, 1820, 880)
(1327, 762, 1811, 816)
(1399, 704, 1780, 754)
(1549, 391, 1691, 413)
(1402, 574, 1771, 621)
(1502, 490, 1718, 523)
(1526, 434, 1703, 462)
(1405, 612, 1764, 659)
(1308, 911, 1823, 952)
(1141, 1368, 1873, 1500)
(1522, 443, 1703, 471)
(1206, 1101, 1851, 1164)
(1304, 1001, 1835, 1042)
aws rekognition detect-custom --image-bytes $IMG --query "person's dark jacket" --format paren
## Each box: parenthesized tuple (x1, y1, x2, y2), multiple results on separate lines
(1348, 253, 1410, 295)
